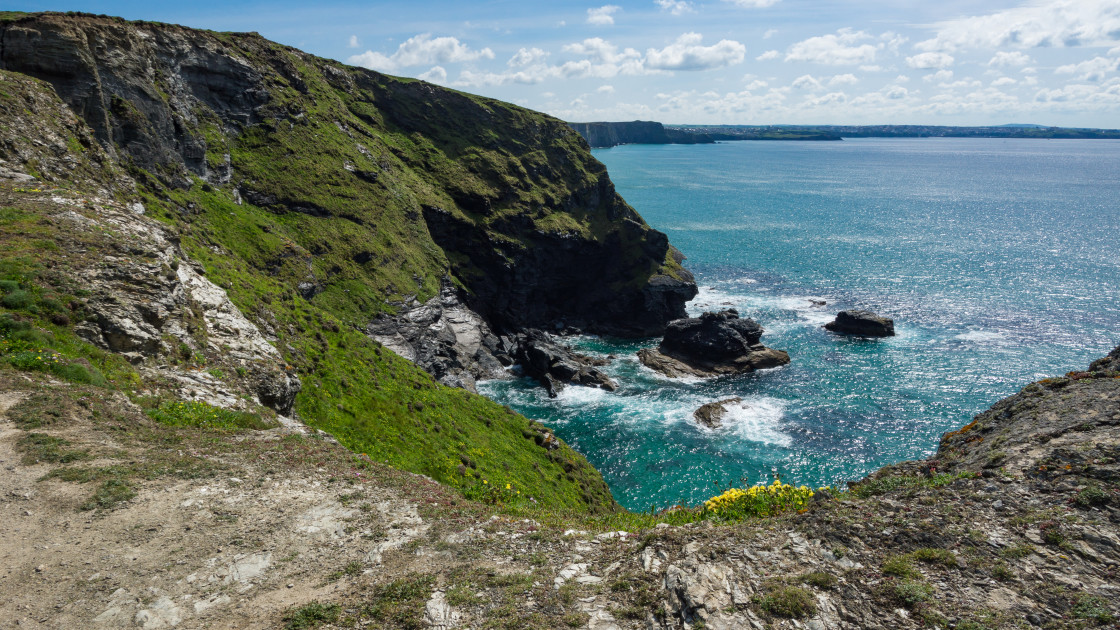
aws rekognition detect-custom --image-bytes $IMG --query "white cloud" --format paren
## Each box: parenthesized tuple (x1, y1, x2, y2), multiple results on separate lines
(509, 47, 549, 67)
(906, 52, 955, 69)
(723, 0, 780, 7)
(645, 32, 747, 70)
(988, 51, 1033, 67)
(785, 28, 881, 66)
(859, 65, 883, 72)
(763, 29, 778, 39)
(348, 35, 360, 49)
(656, 0, 694, 15)
(792, 74, 823, 90)
(895, 75, 910, 83)
(924, 69, 954, 83)
(756, 49, 780, 61)
(597, 84, 616, 93)
(992, 76, 1017, 87)
(418, 66, 447, 83)
(916, 0, 1120, 52)
(587, 5, 621, 26)
(885, 86, 909, 99)
(347, 34, 494, 72)
(1056, 56, 1120, 81)
(829, 73, 859, 86)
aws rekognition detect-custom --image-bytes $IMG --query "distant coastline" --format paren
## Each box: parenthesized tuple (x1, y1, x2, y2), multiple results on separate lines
(569, 119, 1120, 148)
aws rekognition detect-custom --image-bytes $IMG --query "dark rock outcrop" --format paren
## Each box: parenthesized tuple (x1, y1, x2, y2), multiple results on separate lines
(824, 309, 895, 337)
(511, 330, 617, 398)
(693, 397, 742, 429)
(567, 120, 715, 148)
(638, 309, 790, 377)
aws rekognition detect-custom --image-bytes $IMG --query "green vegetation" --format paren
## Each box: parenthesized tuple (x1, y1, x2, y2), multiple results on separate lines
(81, 479, 136, 511)
(847, 470, 979, 498)
(360, 574, 435, 629)
(16, 432, 89, 464)
(755, 586, 816, 619)
(282, 601, 341, 630)
(800, 571, 838, 589)
(890, 580, 934, 607)
(702, 479, 820, 520)
(1071, 594, 1114, 624)
(145, 400, 275, 431)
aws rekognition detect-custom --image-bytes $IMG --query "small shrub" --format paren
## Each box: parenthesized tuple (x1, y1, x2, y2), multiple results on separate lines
(283, 601, 341, 630)
(911, 547, 957, 567)
(1039, 520, 1065, 546)
(81, 479, 136, 511)
(892, 580, 934, 607)
(1000, 544, 1034, 559)
(1071, 594, 1114, 624)
(0, 279, 19, 293)
(756, 586, 816, 619)
(1, 289, 32, 309)
(801, 571, 837, 589)
(1074, 485, 1110, 509)
(882, 555, 918, 579)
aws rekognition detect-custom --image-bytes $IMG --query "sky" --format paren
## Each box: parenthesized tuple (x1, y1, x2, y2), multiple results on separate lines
(11, 1, 1120, 126)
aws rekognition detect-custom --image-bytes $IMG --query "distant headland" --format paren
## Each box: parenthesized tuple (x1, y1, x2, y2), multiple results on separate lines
(568, 120, 1120, 148)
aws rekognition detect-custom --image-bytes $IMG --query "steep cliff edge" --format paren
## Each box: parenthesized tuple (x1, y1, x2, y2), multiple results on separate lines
(569, 120, 715, 148)
(0, 13, 695, 339)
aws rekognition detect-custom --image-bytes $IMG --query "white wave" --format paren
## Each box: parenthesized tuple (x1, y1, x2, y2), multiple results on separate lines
(725, 398, 792, 446)
(689, 396, 792, 446)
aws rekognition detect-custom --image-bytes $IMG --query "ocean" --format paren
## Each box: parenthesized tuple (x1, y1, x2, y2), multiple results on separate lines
(479, 137, 1120, 512)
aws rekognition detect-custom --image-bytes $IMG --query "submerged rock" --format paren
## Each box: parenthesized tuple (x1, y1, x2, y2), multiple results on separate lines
(824, 309, 895, 337)
(638, 310, 790, 378)
(693, 397, 743, 429)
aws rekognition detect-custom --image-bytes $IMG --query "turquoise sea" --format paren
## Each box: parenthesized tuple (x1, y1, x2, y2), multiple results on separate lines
(479, 138, 1120, 512)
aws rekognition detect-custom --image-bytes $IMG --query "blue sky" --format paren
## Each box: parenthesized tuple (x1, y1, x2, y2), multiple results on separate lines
(11, 1, 1120, 126)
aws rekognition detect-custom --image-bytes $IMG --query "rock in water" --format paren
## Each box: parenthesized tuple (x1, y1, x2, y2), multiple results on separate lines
(693, 398, 743, 429)
(638, 310, 790, 377)
(823, 310, 896, 337)
(514, 330, 617, 397)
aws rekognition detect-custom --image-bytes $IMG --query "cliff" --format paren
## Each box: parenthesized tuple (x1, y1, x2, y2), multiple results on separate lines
(0, 13, 694, 339)
(568, 120, 716, 148)
(0, 12, 1117, 630)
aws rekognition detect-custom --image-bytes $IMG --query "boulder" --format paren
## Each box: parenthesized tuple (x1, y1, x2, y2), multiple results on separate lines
(824, 310, 895, 337)
(513, 330, 617, 398)
(693, 398, 742, 429)
(638, 310, 789, 378)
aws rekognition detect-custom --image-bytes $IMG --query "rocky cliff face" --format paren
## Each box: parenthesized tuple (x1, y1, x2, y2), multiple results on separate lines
(568, 120, 715, 148)
(0, 13, 695, 342)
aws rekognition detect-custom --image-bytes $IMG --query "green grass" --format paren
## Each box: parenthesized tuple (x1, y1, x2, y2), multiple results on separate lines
(16, 432, 90, 464)
(360, 574, 434, 629)
(145, 400, 275, 431)
(283, 601, 341, 630)
(81, 479, 136, 511)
